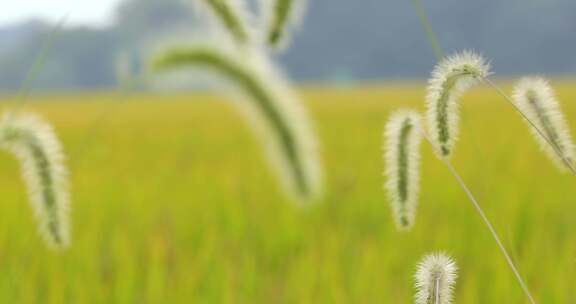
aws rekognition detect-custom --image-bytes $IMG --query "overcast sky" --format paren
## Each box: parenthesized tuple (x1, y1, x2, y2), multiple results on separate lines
(0, 0, 121, 27)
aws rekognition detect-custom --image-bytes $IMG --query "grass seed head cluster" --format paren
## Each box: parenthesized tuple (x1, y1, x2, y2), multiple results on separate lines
(425, 51, 490, 158)
(151, 0, 322, 204)
(384, 110, 422, 231)
(512, 77, 576, 172)
(415, 253, 458, 304)
(0, 112, 70, 249)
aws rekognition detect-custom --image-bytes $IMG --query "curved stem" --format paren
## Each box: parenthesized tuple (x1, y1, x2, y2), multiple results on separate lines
(422, 131, 537, 304)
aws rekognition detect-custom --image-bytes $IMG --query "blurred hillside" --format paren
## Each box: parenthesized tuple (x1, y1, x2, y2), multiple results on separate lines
(1, 0, 575, 91)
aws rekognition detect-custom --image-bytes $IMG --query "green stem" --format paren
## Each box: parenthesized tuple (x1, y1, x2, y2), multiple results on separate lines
(14, 15, 68, 109)
(422, 132, 537, 304)
(409, 0, 443, 60)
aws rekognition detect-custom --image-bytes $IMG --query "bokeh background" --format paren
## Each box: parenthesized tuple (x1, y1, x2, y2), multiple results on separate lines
(1, 0, 576, 90)
(0, 1, 575, 303)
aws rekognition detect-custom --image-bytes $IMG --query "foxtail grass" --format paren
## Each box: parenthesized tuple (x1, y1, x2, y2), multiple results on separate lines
(410, 5, 540, 304)
(0, 112, 70, 249)
(198, 0, 252, 45)
(511, 77, 575, 173)
(265, 0, 303, 49)
(482, 77, 576, 175)
(151, 45, 322, 204)
(384, 110, 422, 230)
(425, 51, 490, 158)
(415, 253, 457, 304)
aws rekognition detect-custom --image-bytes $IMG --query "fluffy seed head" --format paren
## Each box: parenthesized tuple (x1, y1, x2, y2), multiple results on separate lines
(384, 110, 422, 231)
(426, 51, 490, 158)
(151, 44, 323, 204)
(512, 77, 575, 172)
(415, 253, 458, 304)
(197, 0, 253, 45)
(0, 112, 70, 249)
(263, 0, 305, 50)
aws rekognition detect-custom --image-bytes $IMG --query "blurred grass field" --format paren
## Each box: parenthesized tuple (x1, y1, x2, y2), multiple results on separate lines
(0, 83, 575, 303)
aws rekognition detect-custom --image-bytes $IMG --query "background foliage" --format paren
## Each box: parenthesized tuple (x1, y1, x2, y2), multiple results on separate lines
(0, 85, 574, 302)
(1, 0, 576, 90)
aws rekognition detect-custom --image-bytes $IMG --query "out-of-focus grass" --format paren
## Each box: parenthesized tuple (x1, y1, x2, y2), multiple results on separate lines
(0, 83, 575, 303)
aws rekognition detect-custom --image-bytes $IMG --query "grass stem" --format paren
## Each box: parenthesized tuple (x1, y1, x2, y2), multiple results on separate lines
(421, 131, 537, 304)
(14, 15, 68, 110)
(409, 0, 443, 60)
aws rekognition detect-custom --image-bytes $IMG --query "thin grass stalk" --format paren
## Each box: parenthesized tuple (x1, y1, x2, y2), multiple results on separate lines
(14, 15, 68, 110)
(409, 0, 443, 60)
(421, 131, 537, 304)
(151, 46, 322, 203)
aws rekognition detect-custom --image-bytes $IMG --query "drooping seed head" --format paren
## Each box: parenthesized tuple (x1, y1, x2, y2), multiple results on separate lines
(426, 51, 490, 158)
(151, 44, 323, 204)
(263, 0, 305, 50)
(415, 253, 458, 304)
(512, 77, 575, 172)
(0, 112, 70, 249)
(198, 0, 253, 45)
(384, 110, 422, 231)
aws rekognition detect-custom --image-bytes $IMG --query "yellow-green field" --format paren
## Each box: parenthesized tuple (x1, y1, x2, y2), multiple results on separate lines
(0, 84, 575, 303)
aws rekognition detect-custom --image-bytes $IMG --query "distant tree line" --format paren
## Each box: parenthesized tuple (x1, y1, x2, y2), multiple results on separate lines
(0, 0, 575, 91)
